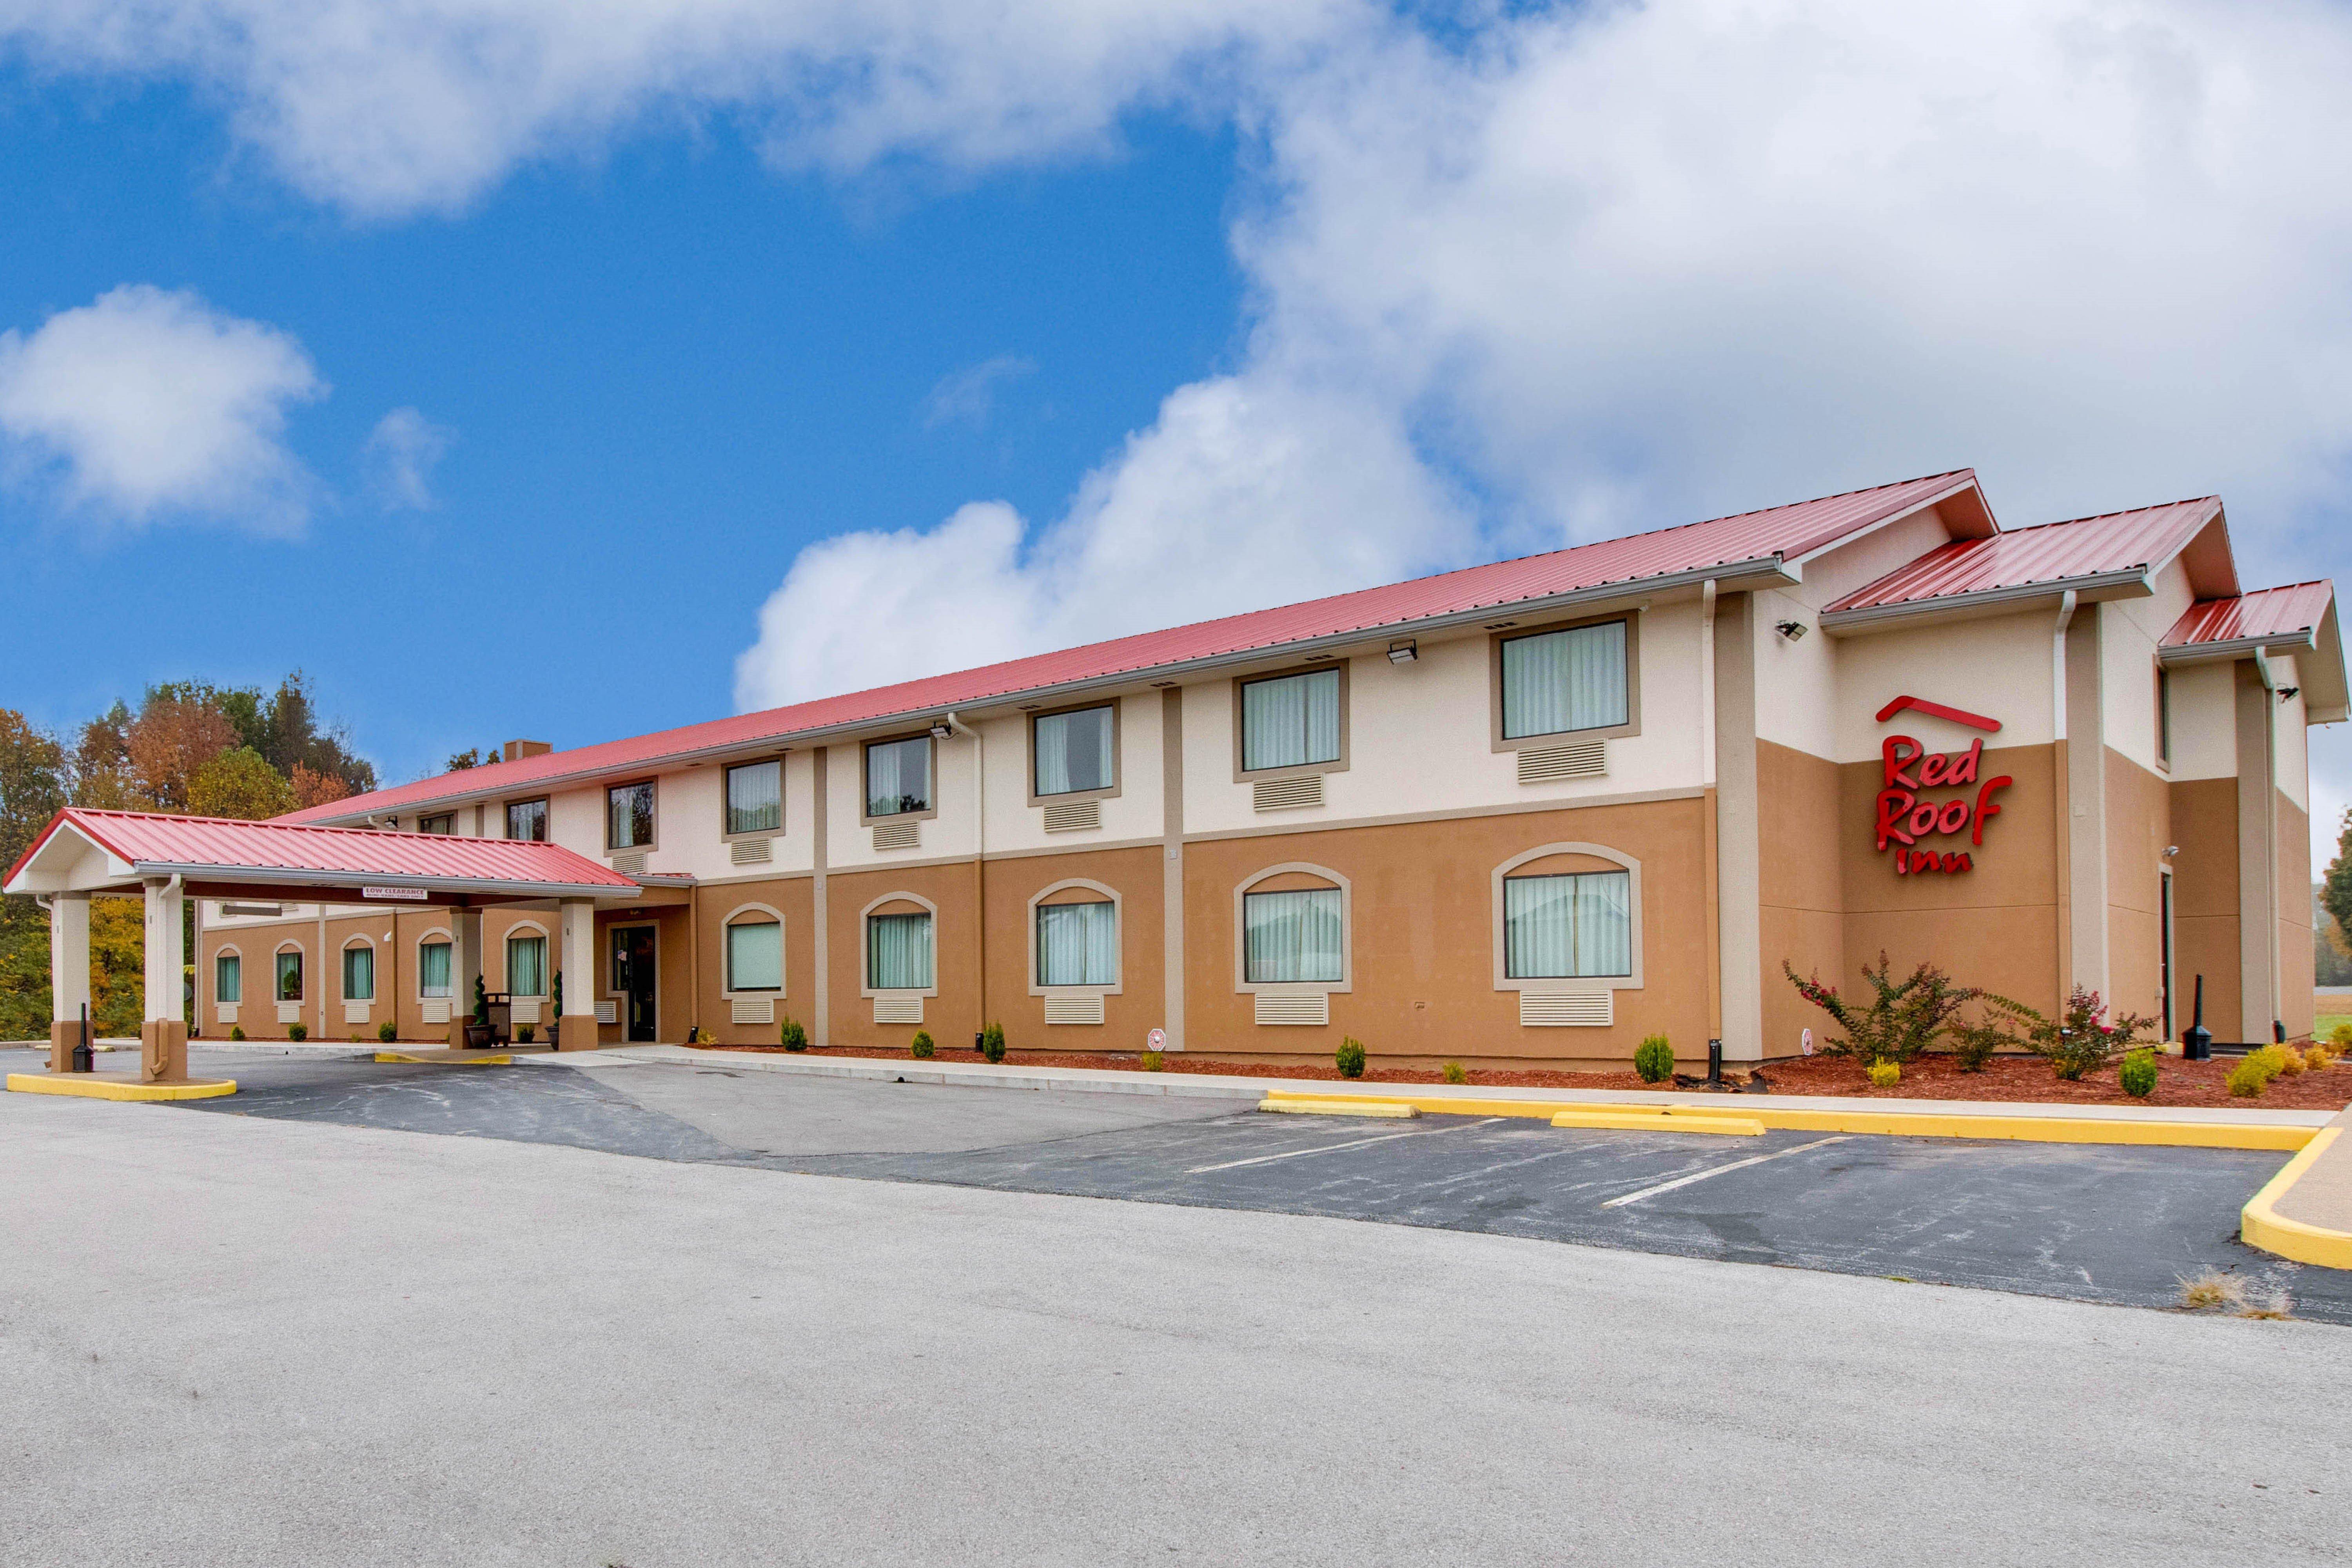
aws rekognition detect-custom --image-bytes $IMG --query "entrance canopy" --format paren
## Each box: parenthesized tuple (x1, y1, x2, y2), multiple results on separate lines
(3, 808, 642, 907)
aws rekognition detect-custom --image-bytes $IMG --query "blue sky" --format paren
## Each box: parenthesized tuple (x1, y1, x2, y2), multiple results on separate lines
(3, 1, 2351, 856)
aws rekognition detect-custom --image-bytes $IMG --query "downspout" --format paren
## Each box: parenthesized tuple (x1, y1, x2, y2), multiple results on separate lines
(944, 712, 984, 1038)
(2051, 590, 2077, 1004)
(2254, 648, 2281, 1034)
(1699, 581, 1718, 788)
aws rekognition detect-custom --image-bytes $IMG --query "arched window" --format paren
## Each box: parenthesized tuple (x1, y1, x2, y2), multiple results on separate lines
(341, 937, 376, 1002)
(416, 930, 454, 1000)
(1027, 880, 1122, 993)
(722, 904, 785, 995)
(506, 924, 549, 998)
(214, 947, 242, 1006)
(860, 894, 937, 995)
(274, 944, 305, 1002)
(1233, 864, 1352, 994)
(1490, 843, 1644, 992)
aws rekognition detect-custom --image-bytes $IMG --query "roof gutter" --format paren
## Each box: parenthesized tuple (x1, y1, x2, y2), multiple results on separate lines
(303, 553, 1800, 827)
(2156, 628, 2320, 666)
(116, 862, 637, 901)
(1819, 568, 2153, 635)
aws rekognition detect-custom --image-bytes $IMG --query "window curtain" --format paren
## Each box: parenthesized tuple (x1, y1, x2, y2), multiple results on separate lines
(728, 920, 784, 991)
(1501, 622, 1628, 739)
(610, 783, 654, 849)
(343, 946, 375, 1001)
(418, 941, 452, 999)
(508, 935, 547, 997)
(867, 738, 931, 817)
(726, 761, 782, 834)
(1036, 900, 1118, 985)
(1241, 670, 1341, 771)
(1243, 888, 1344, 983)
(1504, 871, 1632, 978)
(276, 951, 303, 1001)
(216, 954, 241, 1004)
(867, 913, 934, 989)
(1034, 707, 1115, 795)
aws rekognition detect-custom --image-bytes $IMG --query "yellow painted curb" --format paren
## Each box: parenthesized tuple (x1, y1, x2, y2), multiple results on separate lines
(375, 1052, 512, 1065)
(2242, 1127, 2352, 1269)
(1257, 1091, 2315, 1151)
(1552, 1109, 1764, 1136)
(1256, 1099, 1418, 1118)
(6, 1073, 237, 1102)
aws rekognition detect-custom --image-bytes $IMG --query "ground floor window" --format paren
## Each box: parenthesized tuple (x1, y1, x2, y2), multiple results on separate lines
(276, 950, 303, 1002)
(867, 912, 933, 990)
(1243, 889, 1343, 983)
(1503, 870, 1631, 978)
(1036, 900, 1117, 986)
(508, 934, 547, 997)
(727, 919, 783, 992)
(343, 945, 375, 1001)
(419, 940, 452, 998)
(215, 953, 241, 1004)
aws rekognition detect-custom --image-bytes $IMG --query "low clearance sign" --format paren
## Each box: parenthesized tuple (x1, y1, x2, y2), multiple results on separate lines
(1873, 695, 2013, 876)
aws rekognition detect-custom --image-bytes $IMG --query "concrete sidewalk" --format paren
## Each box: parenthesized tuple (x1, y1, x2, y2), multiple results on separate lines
(2246, 1107, 2352, 1267)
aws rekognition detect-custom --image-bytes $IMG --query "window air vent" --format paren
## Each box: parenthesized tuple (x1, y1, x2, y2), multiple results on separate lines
(1041, 799, 1102, 833)
(595, 1000, 618, 1025)
(873, 994, 924, 1024)
(1517, 739, 1608, 786)
(343, 1002, 370, 1025)
(1252, 774, 1324, 812)
(422, 1000, 451, 1026)
(1044, 995, 1105, 1025)
(611, 851, 649, 876)
(216, 1004, 239, 1025)
(731, 998, 775, 1026)
(512, 998, 543, 1025)
(276, 1002, 301, 1025)
(1520, 991, 1612, 1027)
(730, 837, 774, 866)
(872, 820, 922, 852)
(1254, 992, 1330, 1026)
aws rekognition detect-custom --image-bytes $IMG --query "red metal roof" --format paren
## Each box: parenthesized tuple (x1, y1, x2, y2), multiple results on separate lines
(2163, 580, 2335, 649)
(1825, 497, 2221, 615)
(4, 808, 639, 894)
(287, 469, 1983, 824)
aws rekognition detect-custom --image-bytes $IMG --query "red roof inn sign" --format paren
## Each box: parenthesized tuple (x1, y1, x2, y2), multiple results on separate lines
(1873, 695, 2012, 876)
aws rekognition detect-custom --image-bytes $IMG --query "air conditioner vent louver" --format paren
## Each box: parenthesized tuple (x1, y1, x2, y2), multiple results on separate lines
(1520, 991, 1612, 1027)
(1252, 774, 1325, 813)
(1043, 995, 1105, 1025)
(611, 852, 649, 875)
(276, 1001, 301, 1025)
(216, 1004, 238, 1025)
(1254, 992, 1330, 1026)
(343, 1002, 370, 1025)
(731, 998, 775, 1025)
(1517, 739, 1608, 786)
(594, 1000, 618, 1025)
(422, 1000, 451, 1026)
(872, 820, 921, 851)
(873, 994, 924, 1024)
(730, 838, 773, 865)
(1041, 799, 1102, 833)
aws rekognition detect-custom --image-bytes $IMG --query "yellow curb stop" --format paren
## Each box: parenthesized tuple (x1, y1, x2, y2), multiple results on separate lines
(1551, 1109, 1764, 1136)
(2241, 1126, 2352, 1270)
(6, 1073, 237, 1102)
(375, 1052, 512, 1065)
(1256, 1098, 1418, 1118)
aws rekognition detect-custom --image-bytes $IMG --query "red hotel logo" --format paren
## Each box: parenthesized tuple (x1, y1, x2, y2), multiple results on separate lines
(1873, 695, 2013, 876)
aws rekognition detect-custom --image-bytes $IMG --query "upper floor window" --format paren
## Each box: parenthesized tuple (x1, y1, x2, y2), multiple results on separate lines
(506, 799, 548, 842)
(215, 953, 241, 1004)
(1499, 619, 1630, 740)
(1243, 887, 1344, 983)
(1033, 705, 1115, 797)
(1240, 668, 1342, 773)
(726, 918, 783, 993)
(276, 949, 304, 1002)
(2156, 667, 2172, 767)
(608, 781, 655, 850)
(726, 760, 782, 835)
(1503, 870, 1631, 978)
(866, 736, 933, 818)
(419, 813, 455, 835)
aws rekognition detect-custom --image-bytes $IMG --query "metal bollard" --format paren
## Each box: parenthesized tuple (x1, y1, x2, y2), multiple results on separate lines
(2181, 974, 2212, 1062)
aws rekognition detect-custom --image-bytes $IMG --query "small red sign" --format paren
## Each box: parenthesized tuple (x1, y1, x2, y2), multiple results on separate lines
(1873, 696, 2011, 876)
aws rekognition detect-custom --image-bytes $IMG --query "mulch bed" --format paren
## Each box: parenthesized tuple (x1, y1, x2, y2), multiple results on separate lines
(693, 1042, 2352, 1110)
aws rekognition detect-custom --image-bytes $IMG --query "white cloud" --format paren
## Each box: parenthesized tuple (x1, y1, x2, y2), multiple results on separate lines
(920, 355, 1035, 430)
(362, 406, 454, 510)
(0, 284, 325, 532)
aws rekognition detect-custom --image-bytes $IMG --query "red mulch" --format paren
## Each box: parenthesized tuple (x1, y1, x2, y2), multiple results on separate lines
(695, 1041, 2352, 1109)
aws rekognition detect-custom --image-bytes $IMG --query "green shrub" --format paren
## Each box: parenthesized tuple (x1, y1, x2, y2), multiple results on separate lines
(1784, 953, 1978, 1065)
(287, 1022, 307, 1042)
(1946, 1014, 2009, 1073)
(1982, 985, 2161, 1080)
(377, 1020, 397, 1044)
(1140, 1050, 1165, 1072)
(1866, 1059, 1901, 1089)
(516, 1025, 535, 1044)
(1441, 1060, 1468, 1084)
(909, 1030, 935, 1059)
(228, 1025, 245, 1042)
(779, 1016, 809, 1052)
(2329, 1022, 2352, 1048)
(982, 1021, 1007, 1063)
(1335, 1036, 1367, 1078)
(2118, 1048, 2158, 1099)
(2278, 1046, 2307, 1076)
(1633, 1035, 1674, 1083)
(2227, 1058, 2271, 1098)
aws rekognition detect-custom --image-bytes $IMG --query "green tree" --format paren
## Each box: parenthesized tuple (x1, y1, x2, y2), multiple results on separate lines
(0, 712, 70, 1041)
(189, 748, 299, 820)
(2324, 811, 2352, 963)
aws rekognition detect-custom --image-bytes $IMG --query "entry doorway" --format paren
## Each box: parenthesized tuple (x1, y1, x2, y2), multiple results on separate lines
(2159, 869, 2176, 1040)
(611, 925, 659, 1043)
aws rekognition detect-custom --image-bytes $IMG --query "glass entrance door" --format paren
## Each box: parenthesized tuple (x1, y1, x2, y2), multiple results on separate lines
(611, 926, 658, 1042)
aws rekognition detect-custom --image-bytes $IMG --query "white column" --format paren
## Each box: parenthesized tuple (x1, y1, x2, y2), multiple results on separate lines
(144, 879, 185, 1024)
(560, 900, 595, 1049)
(452, 907, 483, 1015)
(50, 894, 90, 1025)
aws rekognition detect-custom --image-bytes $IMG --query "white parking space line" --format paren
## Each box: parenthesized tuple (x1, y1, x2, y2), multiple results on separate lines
(1601, 1137, 1850, 1209)
(1187, 1118, 1505, 1174)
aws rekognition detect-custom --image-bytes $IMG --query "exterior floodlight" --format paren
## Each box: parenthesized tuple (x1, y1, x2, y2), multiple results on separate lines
(2280, 686, 2300, 702)
(1775, 621, 1808, 642)
(2163, 845, 2180, 859)
(929, 722, 953, 739)
(1387, 639, 1418, 665)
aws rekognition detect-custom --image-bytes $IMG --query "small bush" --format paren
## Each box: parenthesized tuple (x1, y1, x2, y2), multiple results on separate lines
(1984, 985, 2161, 1080)
(350, 1032, 365, 1042)
(909, 1030, 934, 1059)
(1140, 1050, 1165, 1072)
(1633, 1035, 1674, 1083)
(1441, 1060, 1468, 1084)
(516, 1025, 535, 1044)
(1784, 953, 1978, 1065)
(981, 1021, 1007, 1063)
(2278, 1046, 2307, 1076)
(1946, 1016, 2009, 1073)
(287, 1022, 307, 1042)
(2118, 1047, 2158, 1099)
(2329, 1022, 2352, 1048)
(378, 1020, 397, 1044)
(1866, 1060, 1901, 1089)
(2228, 1053, 2278, 1098)
(779, 1016, 809, 1052)
(228, 1025, 245, 1042)
(1335, 1036, 1367, 1078)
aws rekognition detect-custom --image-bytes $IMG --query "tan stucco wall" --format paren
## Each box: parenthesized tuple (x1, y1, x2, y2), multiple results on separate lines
(1758, 739, 1844, 1058)
(2105, 746, 2172, 1024)
(2168, 777, 2239, 1036)
(2280, 792, 2315, 1040)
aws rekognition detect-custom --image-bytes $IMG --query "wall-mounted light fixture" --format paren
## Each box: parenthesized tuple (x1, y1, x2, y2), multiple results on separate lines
(2280, 686, 2301, 702)
(2163, 845, 2180, 859)
(1387, 639, 1418, 665)
(1775, 620, 1808, 642)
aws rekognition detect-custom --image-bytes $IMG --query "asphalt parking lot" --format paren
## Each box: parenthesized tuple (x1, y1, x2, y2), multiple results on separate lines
(16, 1043, 2337, 1321)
